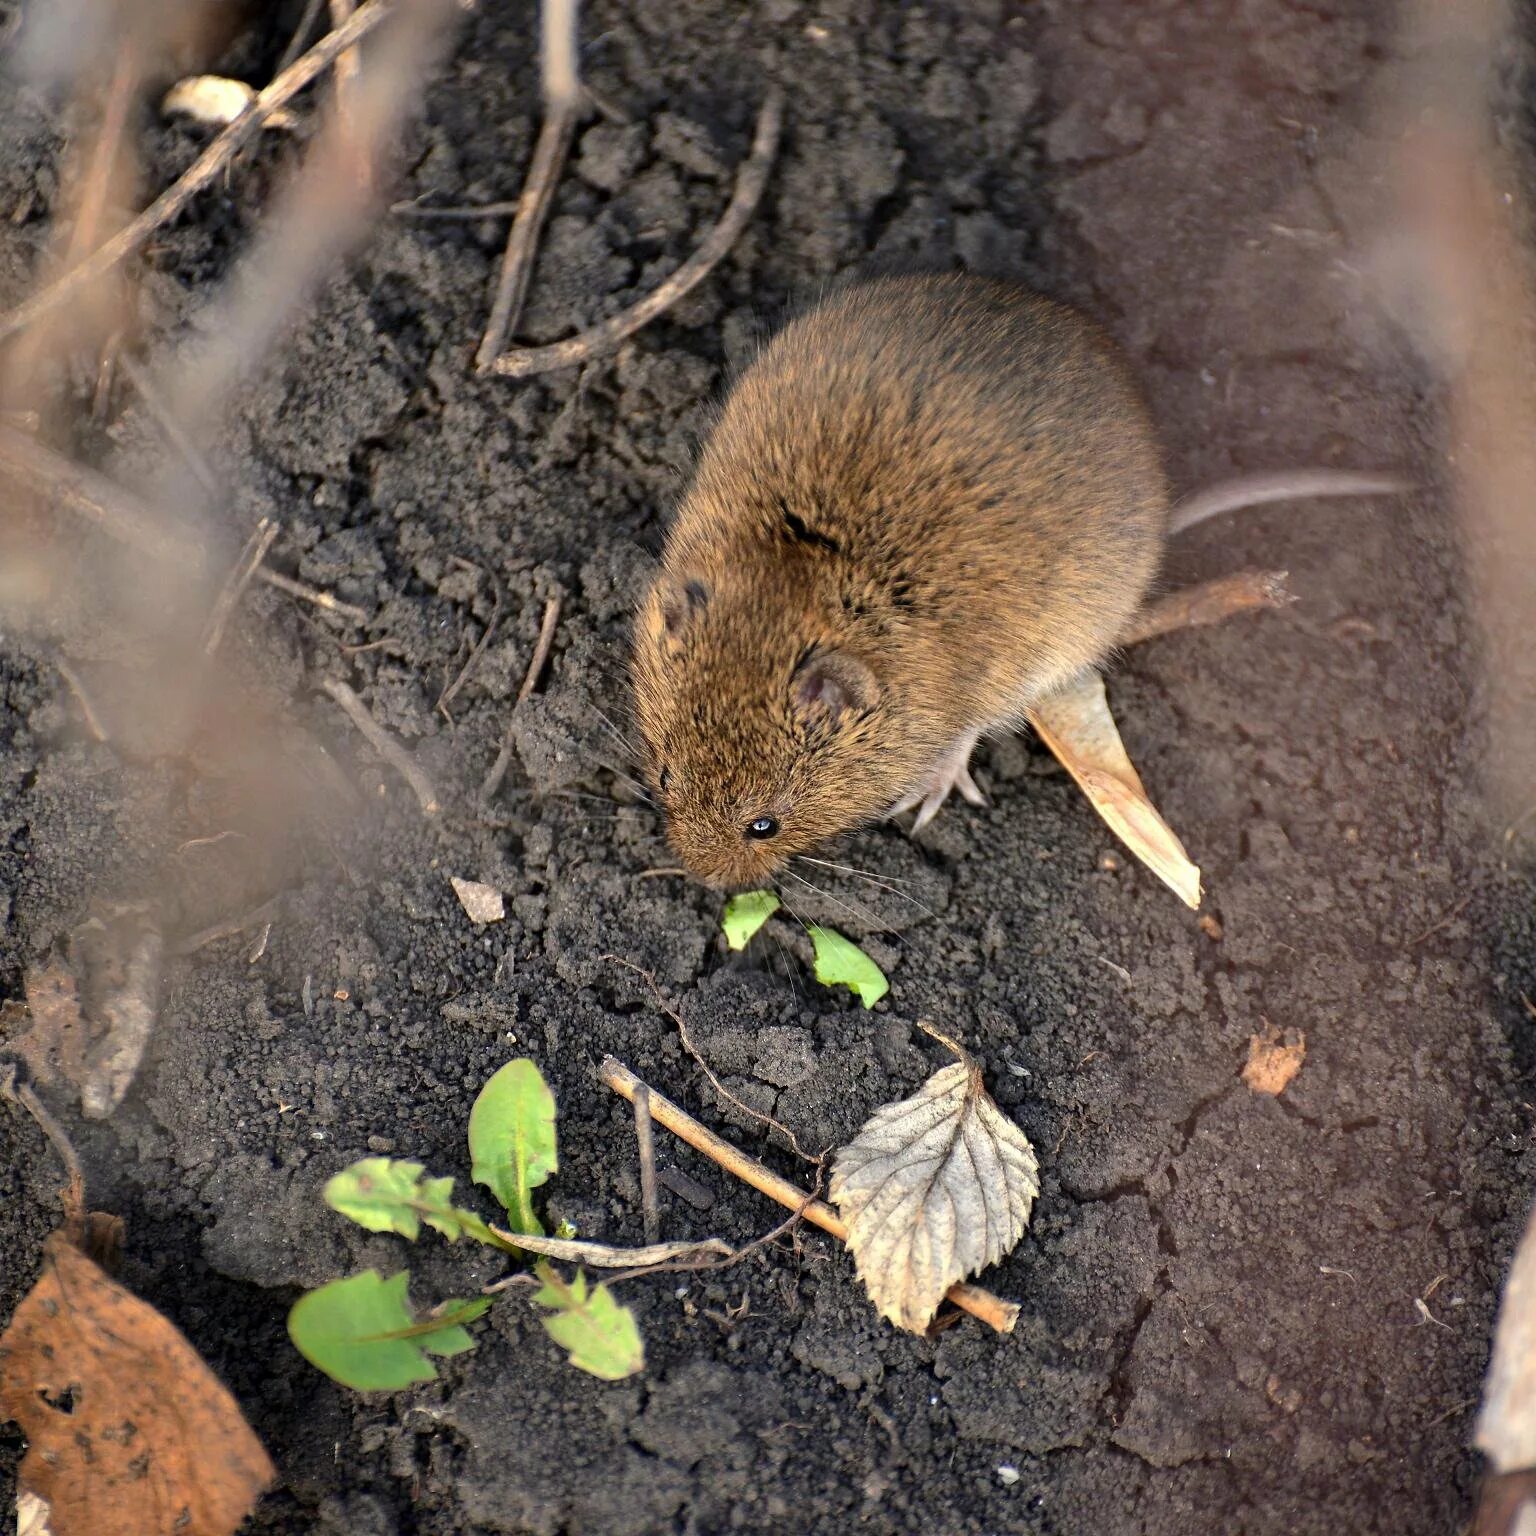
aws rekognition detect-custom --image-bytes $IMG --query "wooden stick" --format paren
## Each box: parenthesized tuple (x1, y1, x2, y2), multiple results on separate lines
(540, 0, 580, 109)
(55, 658, 109, 742)
(0, 0, 399, 346)
(472, 0, 581, 372)
(1119, 568, 1293, 647)
(473, 101, 580, 373)
(489, 87, 785, 379)
(481, 594, 563, 800)
(320, 677, 441, 815)
(517, 594, 563, 704)
(634, 1083, 660, 1245)
(201, 516, 279, 653)
(598, 1055, 1020, 1335)
(254, 566, 370, 623)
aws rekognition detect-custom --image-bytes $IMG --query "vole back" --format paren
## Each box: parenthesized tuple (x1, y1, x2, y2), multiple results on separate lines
(631, 273, 1168, 887)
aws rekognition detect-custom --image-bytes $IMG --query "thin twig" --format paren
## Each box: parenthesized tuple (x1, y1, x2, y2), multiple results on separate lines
(603, 1180, 819, 1287)
(1, 1064, 86, 1229)
(489, 86, 785, 378)
(541, 0, 580, 109)
(276, 0, 329, 74)
(473, 101, 580, 372)
(321, 676, 442, 814)
(255, 566, 370, 622)
(607, 954, 818, 1162)
(1120, 568, 1294, 647)
(481, 1231, 730, 1280)
(171, 898, 280, 958)
(634, 1083, 660, 1245)
(393, 197, 523, 220)
(1403, 893, 1473, 948)
(480, 593, 563, 800)
(518, 593, 563, 704)
(599, 1056, 1019, 1334)
(119, 354, 220, 497)
(436, 564, 502, 717)
(54, 657, 109, 742)
(202, 516, 279, 653)
(472, 0, 581, 371)
(0, 0, 401, 346)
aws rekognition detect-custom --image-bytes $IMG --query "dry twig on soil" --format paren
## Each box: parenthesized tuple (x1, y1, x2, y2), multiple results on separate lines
(321, 677, 442, 815)
(201, 517, 279, 653)
(489, 86, 785, 378)
(480, 593, 563, 799)
(634, 1083, 661, 1245)
(599, 1056, 1019, 1334)
(256, 566, 370, 622)
(607, 954, 818, 1162)
(474, 0, 584, 372)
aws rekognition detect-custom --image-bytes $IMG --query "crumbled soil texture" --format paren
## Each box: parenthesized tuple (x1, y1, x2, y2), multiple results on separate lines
(1, 1, 1533, 1532)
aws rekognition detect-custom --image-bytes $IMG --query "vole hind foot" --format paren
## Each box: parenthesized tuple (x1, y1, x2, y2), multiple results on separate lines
(888, 728, 988, 832)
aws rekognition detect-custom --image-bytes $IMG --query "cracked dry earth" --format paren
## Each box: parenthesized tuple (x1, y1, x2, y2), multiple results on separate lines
(1, 0, 1534, 1533)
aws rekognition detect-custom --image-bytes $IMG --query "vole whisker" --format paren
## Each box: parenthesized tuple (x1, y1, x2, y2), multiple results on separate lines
(793, 853, 911, 887)
(790, 855, 937, 923)
(779, 865, 892, 938)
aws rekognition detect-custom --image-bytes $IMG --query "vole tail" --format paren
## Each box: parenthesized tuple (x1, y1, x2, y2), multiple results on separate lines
(1169, 470, 1411, 537)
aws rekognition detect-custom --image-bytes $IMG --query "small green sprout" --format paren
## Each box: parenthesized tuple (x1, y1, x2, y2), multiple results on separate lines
(288, 1271, 488, 1391)
(720, 895, 890, 1006)
(722, 889, 780, 950)
(809, 926, 889, 1008)
(288, 1059, 644, 1389)
(532, 1268, 645, 1381)
(469, 1058, 558, 1235)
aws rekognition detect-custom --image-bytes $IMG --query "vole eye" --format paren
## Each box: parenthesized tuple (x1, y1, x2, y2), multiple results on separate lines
(658, 767, 673, 793)
(745, 816, 780, 841)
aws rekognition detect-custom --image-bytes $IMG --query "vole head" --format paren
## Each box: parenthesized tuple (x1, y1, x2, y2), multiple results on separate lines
(629, 565, 901, 887)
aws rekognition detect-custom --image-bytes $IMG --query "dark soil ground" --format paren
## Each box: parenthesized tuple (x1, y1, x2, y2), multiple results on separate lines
(2, 0, 1535, 1532)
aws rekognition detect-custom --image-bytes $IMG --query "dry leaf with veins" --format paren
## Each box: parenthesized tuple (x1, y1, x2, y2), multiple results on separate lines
(831, 1054, 1039, 1333)
(0, 1231, 274, 1536)
(1027, 672, 1202, 909)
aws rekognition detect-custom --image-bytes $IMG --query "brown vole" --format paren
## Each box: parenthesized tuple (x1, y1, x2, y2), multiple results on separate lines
(630, 272, 1401, 888)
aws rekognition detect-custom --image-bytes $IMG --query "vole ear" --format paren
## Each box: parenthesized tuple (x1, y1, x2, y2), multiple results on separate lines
(650, 574, 710, 651)
(792, 648, 879, 720)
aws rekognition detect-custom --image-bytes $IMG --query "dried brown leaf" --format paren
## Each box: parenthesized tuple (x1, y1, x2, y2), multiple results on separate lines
(830, 1058, 1039, 1333)
(3, 958, 89, 1089)
(1242, 1025, 1306, 1096)
(0, 1232, 274, 1536)
(1028, 674, 1202, 908)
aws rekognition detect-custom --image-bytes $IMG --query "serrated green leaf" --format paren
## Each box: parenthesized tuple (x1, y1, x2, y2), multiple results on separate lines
(808, 926, 889, 1008)
(469, 1059, 558, 1235)
(287, 1271, 490, 1390)
(324, 1157, 510, 1248)
(722, 890, 780, 950)
(532, 1264, 644, 1381)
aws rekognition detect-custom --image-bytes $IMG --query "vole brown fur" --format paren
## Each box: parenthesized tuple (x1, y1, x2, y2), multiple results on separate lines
(630, 272, 1398, 888)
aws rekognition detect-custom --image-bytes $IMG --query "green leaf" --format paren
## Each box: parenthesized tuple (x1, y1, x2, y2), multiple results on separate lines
(808, 926, 889, 1008)
(469, 1059, 558, 1236)
(532, 1264, 645, 1381)
(324, 1157, 510, 1249)
(287, 1271, 490, 1391)
(722, 890, 780, 950)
